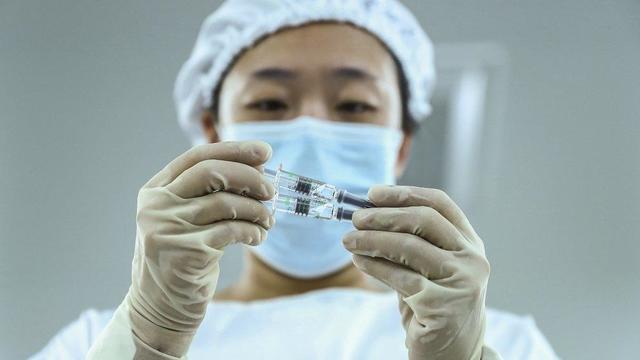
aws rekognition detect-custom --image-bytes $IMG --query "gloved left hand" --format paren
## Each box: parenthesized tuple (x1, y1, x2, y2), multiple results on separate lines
(343, 185, 492, 360)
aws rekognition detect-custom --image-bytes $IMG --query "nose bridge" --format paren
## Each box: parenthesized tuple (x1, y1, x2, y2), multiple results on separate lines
(299, 100, 329, 119)
(297, 82, 330, 120)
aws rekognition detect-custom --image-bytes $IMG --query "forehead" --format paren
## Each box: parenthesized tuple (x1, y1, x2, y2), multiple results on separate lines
(225, 22, 398, 82)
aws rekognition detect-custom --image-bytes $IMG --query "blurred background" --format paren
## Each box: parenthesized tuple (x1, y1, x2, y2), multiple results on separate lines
(1, 1, 639, 358)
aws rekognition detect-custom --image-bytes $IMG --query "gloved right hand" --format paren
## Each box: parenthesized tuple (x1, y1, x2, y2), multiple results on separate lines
(127, 140, 275, 357)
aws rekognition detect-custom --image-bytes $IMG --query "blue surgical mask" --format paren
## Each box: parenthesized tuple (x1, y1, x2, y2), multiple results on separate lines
(219, 116, 403, 278)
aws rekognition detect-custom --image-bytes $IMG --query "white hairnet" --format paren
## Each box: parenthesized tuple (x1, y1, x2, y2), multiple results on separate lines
(174, 0, 436, 145)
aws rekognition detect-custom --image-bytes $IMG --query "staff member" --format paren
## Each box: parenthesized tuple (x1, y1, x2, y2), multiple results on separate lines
(33, 1, 557, 359)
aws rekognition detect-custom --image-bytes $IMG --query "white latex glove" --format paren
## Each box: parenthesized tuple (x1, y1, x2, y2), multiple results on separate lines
(89, 141, 275, 359)
(343, 185, 499, 360)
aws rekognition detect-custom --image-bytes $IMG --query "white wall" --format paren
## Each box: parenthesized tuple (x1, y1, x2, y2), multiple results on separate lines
(1, 1, 638, 358)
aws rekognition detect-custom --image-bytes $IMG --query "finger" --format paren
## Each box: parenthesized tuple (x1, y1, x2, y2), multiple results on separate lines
(397, 293, 413, 331)
(177, 191, 274, 229)
(368, 185, 476, 237)
(146, 141, 272, 188)
(352, 207, 464, 251)
(351, 254, 429, 298)
(198, 220, 269, 249)
(166, 159, 275, 200)
(343, 230, 454, 279)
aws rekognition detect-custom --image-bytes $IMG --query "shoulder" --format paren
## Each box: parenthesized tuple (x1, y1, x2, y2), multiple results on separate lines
(29, 308, 115, 360)
(486, 308, 559, 360)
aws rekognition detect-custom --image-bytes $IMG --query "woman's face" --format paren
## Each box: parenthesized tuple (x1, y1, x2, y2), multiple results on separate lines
(202, 22, 411, 176)
(210, 22, 402, 127)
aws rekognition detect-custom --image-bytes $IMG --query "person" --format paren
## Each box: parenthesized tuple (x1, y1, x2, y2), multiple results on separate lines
(32, 0, 558, 359)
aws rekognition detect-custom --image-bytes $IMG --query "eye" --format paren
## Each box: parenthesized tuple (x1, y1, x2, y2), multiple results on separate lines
(336, 101, 377, 114)
(246, 99, 288, 112)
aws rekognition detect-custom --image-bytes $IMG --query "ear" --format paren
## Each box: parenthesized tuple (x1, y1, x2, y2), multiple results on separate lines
(200, 109, 220, 143)
(395, 133, 413, 178)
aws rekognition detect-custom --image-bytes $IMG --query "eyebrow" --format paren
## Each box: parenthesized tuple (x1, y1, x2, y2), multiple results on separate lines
(251, 67, 297, 80)
(250, 66, 377, 81)
(332, 66, 376, 81)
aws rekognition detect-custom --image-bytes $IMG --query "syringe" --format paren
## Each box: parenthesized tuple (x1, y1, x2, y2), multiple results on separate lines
(262, 193, 354, 221)
(264, 166, 374, 209)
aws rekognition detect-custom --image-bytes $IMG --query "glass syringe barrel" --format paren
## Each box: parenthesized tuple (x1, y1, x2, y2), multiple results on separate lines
(263, 193, 353, 221)
(264, 167, 373, 208)
(271, 168, 337, 201)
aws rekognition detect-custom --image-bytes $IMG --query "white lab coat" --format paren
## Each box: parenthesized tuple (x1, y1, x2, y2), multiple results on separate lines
(31, 288, 558, 360)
